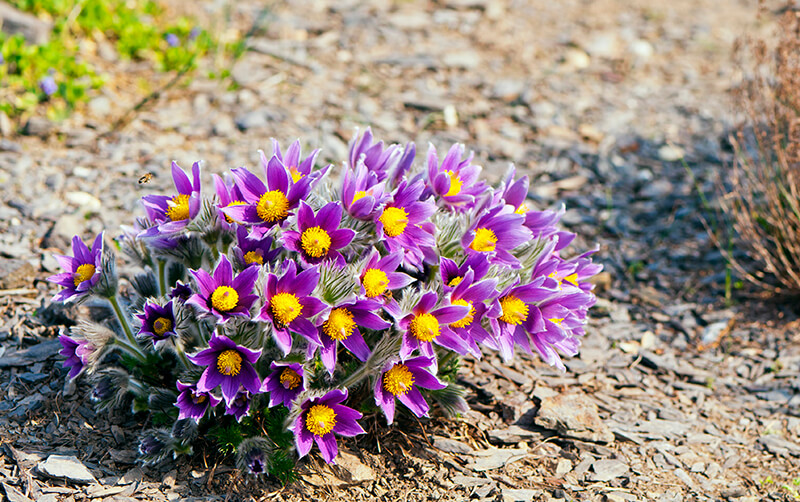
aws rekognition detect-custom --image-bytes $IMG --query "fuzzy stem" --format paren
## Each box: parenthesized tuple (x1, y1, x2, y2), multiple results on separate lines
(111, 330, 148, 363)
(157, 259, 167, 297)
(108, 295, 145, 360)
(172, 338, 193, 370)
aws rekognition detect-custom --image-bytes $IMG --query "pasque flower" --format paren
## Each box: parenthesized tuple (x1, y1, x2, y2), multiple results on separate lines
(399, 291, 471, 360)
(282, 201, 355, 266)
(313, 299, 390, 374)
(348, 127, 404, 182)
(188, 332, 262, 406)
(376, 178, 437, 270)
(291, 389, 365, 464)
(446, 268, 498, 358)
(461, 204, 532, 268)
(426, 143, 486, 211)
(487, 280, 554, 363)
(140, 161, 201, 238)
(439, 253, 490, 291)
(48, 232, 104, 303)
(187, 255, 259, 323)
(176, 380, 222, 422)
(341, 161, 390, 220)
(270, 138, 328, 186)
(225, 389, 253, 422)
(135, 300, 177, 346)
(59, 334, 94, 379)
(262, 361, 306, 408)
(231, 225, 280, 268)
(374, 356, 446, 424)
(213, 173, 247, 230)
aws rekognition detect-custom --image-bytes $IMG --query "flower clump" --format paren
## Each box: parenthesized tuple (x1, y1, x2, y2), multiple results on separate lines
(48, 129, 601, 478)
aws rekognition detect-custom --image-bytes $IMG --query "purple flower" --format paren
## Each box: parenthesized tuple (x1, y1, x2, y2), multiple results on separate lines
(225, 389, 253, 422)
(341, 161, 390, 220)
(439, 253, 490, 292)
(461, 204, 532, 268)
(486, 280, 554, 364)
(188, 332, 262, 406)
(374, 356, 446, 424)
(290, 389, 365, 464)
(283, 201, 355, 266)
(189, 27, 200, 41)
(358, 249, 415, 316)
(255, 261, 326, 355)
(447, 268, 499, 358)
(165, 33, 180, 47)
(312, 299, 390, 374)
(426, 143, 486, 211)
(186, 255, 259, 323)
(261, 361, 306, 408)
(59, 334, 93, 379)
(39, 76, 57, 96)
(375, 178, 437, 270)
(135, 300, 177, 347)
(232, 225, 280, 267)
(213, 173, 247, 230)
(47, 232, 104, 303)
(348, 127, 407, 183)
(270, 138, 328, 187)
(139, 161, 201, 239)
(170, 281, 192, 302)
(176, 380, 222, 422)
(399, 291, 471, 360)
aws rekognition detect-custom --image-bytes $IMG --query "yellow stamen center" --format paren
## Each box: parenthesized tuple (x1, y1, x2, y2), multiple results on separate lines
(279, 368, 301, 390)
(243, 251, 264, 265)
(444, 170, 462, 197)
(362, 268, 389, 298)
(515, 203, 528, 215)
(448, 276, 463, 287)
(300, 226, 332, 258)
(224, 200, 247, 224)
(73, 263, 96, 286)
(192, 391, 206, 404)
(449, 299, 475, 328)
(549, 317, 564, 325)
(256, 190, 289, 223)
(379, 207, 409, 237)
(306, 404, 337, 436)
(352, 190, 368, 204)
(153, 317, 173, 335)
(210, 286, 239, 312)
(563, 273, 578, 287)
(323, 308, 356, 341)
(469, 227, 498, 252)
(383, 364, 415, 396)
(289, 166, 303, 183)
(499, 295, 529, 325)
(166, 194, 191, 221)
(409, 312, 440, 342)
(271, 292, 303, 326)
(216, 349, 242, 376)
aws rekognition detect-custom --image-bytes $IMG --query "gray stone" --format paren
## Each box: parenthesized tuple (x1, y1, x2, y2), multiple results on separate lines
(0, 111, 13, 136)
(37, 455, 97, 484)
(2, 483, 33, 502)
(0, 2, 51, 44)
(332, 451, 375, 484)
(234, 110, 268, 131)
(0, 340, 61, 368)
(469, 448, 529, 472)
(433, 437, 474, 454)
(534, 392, 614, 443)
(658, 144, 684, 162)
(0, 258, 35, 289)
(488, 425, 541, 444)
(22, 117, 55, 138)
(758, 435, 800, 457)
(212, 115, 237, 137)
(442, 51, 480, 69)
(0, 139, 21, 152)
(502, 488, 541, 502)
(88, 96, 112, 117)
(589, 459, 629, 481)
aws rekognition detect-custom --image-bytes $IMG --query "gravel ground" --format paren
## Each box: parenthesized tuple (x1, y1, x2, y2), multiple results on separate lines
(1, 1, 799, 501)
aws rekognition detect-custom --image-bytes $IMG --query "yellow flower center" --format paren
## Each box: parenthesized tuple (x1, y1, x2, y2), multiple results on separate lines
(224, 200, 247, 224)
(153, 317, 173, 335)
(379, 207, 409, 237)
(362, 268, 389, 297)
(410, 312, 440, 342)
(383, 364, 415, 396)
(515, 203, 528, 215)
(469, 227, 498, 252)
(289, 166, 303, 183)
(563, 273, 578, 287)
(73, 263, 96, 286)
(210, 286, 239, 312)
(449, 299, 475, 328)
(352, 190, 368, 204)
(323, 308, 356, 341)
(243, 251, 263, 265)
(280, 368, 301, 390)
(499, 295, 528, 325)
(192, 391, 206, 404)
(444, 170, 462, 197)
(300, 226, 332, 258)
(166, 194, 191, 221)
(271, 292, 303, 326)
(256, 190, 289, 223)
(216, 349, 242, 376)
(306, 404, 337, 436)
(448, 276, 463, 287)
(549, 317, 564, 325)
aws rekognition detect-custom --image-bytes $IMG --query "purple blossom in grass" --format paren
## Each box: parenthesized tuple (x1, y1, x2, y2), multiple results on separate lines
(374, 356, 446, 424)
(165, 33, 179, 47)
(255, 261, 326, 355)
(399, 291, 471, 361)
(439, 253, 490, 292)
(426, 143, 486, 211)
(447, 268, 499, 358)
(176, 380, 221, 422)
(290, 389, 365, 464)
(232, 225, 280, 268)
(225, 389, 253, 422)
(139, 161, 201, 239)
(262, 361, 306, 408)
(170, 281, 192, 302)
(270, 138, 328, 187)
(358, 249, 415, 316)
(59, 334, 92, 379)
(311, 299, 390, 375)
(376, 178, 437, 270)
(39, 75, 57, 96)
(189, 27, 200, 41)
(283, 201, 355, 267)
(135, 300, 177, 347)
(348, 127, 405, 183)
(213, 173, 247, 230)
(461, 204, 532, 268)
(186, 255, 259, 323)
(188, 332, 262, 406)
(341, 161, 390, 220)
(48, 232, 104, 303)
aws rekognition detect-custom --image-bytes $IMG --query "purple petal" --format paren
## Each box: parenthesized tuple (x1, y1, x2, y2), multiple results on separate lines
(172, 161, 192, 194)
(316, 434, 339, 464)
(397, 387, 430, 418)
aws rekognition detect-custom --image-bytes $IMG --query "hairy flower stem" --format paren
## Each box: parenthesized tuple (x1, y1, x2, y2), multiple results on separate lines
(157, 259, 167, 297)
(171, 338, 192, 370)
(113, 337, 148, 363)
(107, 295, 146, 361)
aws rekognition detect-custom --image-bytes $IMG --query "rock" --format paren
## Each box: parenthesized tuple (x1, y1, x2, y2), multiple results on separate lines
(0, 258, 35, 289)
(65, 191, 102, 212)
(37, 455, 97, 484)
(0, 111, 13, 136)
(534, 392, 614, 443)
(88, 96, 112, 117)
(212, 115, 237, 137)
(433, 437, 474, 454)
(491, 79, 525, 102)
(0, 139, 21, 152)
(502, 488, 541, 501)
(488, 425, 541, 444)
(589, 459, 629, 482)
(0, 340, 61, 368)
(584, 33, 621, 59)
(442, 51, 480, 69)
(118, 467, 144, 485)
(0, 2, 51, 44)
(65, 129, 96, 148)
(658, 144, 684, 162)
(235, 110, 268, 131)
(563, 48, 590, 70)
(22, 117, 55, 138)
(638, 179, 673, 199)
(629, 39, 654, 59)
(333, 451, 375, 483)
(470, 447, 529, 472)
(555, 458, 572, 476)
(2, 483, 33, 502)
(758, 435, 800, 457)
(451, 475, 492, 487)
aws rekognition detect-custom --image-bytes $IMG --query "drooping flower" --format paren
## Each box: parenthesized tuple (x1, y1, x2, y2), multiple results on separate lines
(426, 143, 486, 211)
(374, 356, 447, 424)
(176, 380, 222, 422)
(341, 161, 390, 220)
(290, 389, 365, 464)
(39, 75, 57, 96)
(262, 361, 306, 409)
(399, 291, 471, 360)
(231, 225, 280, 268)
(375, 178, 437, 270)
(255, 261, 326, 355)
(188, 332, 262, 406)
(439, 253, 491, 292)
(59, 334, 93, 379)
(165, 33, 180, 47)
(135, 300, 177, 347)
(170, 281, 193, 302)
(312, 299, 390, 374)
(47, 232, 104, 303)
(237, 438, 272, 475)
(283, 201, 355, 266)
(225, 389, 253, 422)
(348, 127, 405, 183)
(186, 255, 259, 323)
(139, 161, 202, 239)
(461, 204, 532, 268)
(447, 268, 499, 358)
(270, 138, 328, 187)
(213, 173, 248, 230)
